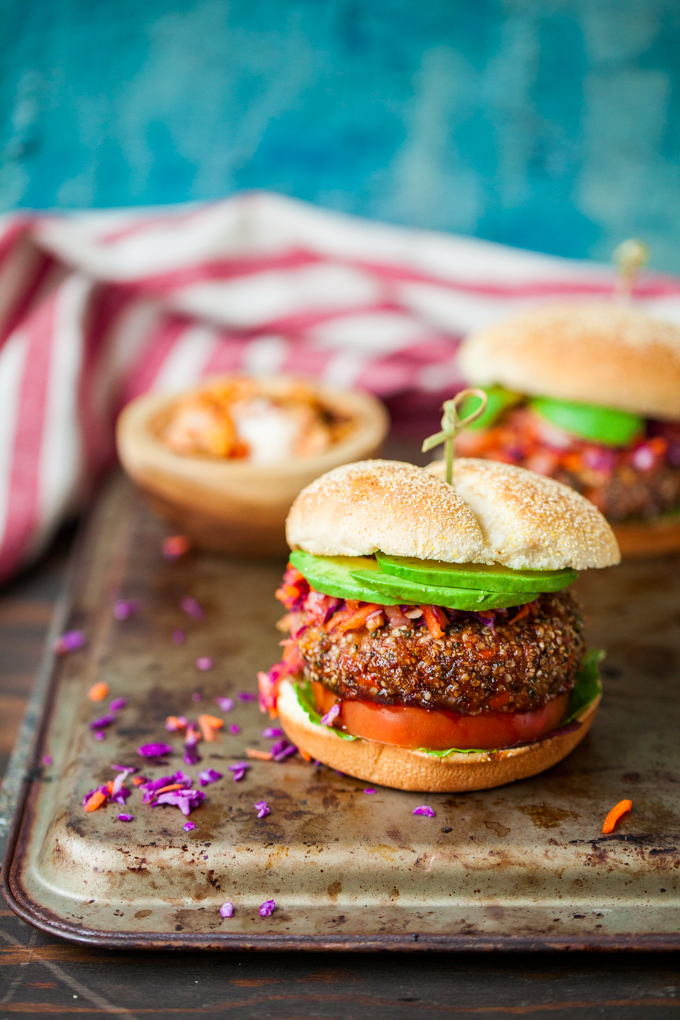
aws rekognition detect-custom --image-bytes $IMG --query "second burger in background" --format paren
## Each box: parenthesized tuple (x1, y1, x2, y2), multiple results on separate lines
(456, 302, 680, 555)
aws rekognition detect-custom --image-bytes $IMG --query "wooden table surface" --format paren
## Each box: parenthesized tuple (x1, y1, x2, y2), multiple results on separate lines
(0, 525, 678, 1018)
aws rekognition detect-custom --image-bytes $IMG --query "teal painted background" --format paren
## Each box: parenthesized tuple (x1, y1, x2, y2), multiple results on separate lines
(2, 0, 680, 269)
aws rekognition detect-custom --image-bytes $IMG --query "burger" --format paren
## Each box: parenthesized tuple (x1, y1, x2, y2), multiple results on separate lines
(258, 458, 619, 792)
(455, 303, 680, 556)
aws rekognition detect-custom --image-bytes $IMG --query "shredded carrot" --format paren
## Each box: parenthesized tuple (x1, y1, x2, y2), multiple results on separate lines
(88, 681, 109, 702)
(420, 605, 444, 639)
(246, 748, 273, 761)
(298, 747, 312, 762)
(332, 603, 381, 634)
(84, 789, 107, 812)
(153, 782, 185, 796)
(602, 799, 632, 834)
(162, 534, 191, 559)
(165, 715, 187, 732)
(508, 604, 531, 626)
(198, 714, 224, 742)
(131, 776, 145, 786)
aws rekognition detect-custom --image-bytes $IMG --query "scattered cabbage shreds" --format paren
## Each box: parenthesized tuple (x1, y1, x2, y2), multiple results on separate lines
(238, 692, 257, 702)
(198, 714, 223, 742)
(364, 788, 376, 795)
(229, 724, 241, 735)
(55, 630, 86, 655)
(181, 596, 204, 620)
(140, 771, 192, 804)
(198, 768, 223, 786)
(110, 697, 127, 712)
(254, 800, 270, 819)
(113, 599, 140, 620)
(184, 723, 202, 765)
(88, 681, 108, 702)
(90, 714, 115, 731)
(196, 657, 213, 671)
(83, 787, 109, 812)
(269, 739, 297, 762)
(137, 742, 173, 758)
(117, 813, 134, 822)
(215, 697, 234, 712)
(155, 788, 205, 816)
(413, 805, 436, 818)
(229, 762, 250, 782)
(262, 727, 283, 739)
(259, 899, 276, 917)
(111, 764, 137, 773)
(220, 902, 234, 918)
(183, 821, 196, 832)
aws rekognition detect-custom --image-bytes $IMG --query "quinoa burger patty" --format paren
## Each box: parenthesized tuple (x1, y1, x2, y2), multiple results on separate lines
(294, 590, 584, 715)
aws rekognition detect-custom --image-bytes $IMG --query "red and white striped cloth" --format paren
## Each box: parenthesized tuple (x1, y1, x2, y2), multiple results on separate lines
(1, 190, 680, 583)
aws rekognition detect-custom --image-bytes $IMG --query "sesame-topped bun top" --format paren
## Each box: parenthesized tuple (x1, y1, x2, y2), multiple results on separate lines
(287, 458, 620, 570)
(459, 302, 680, 421)
(286, 460, 488, 564)
(427, 458, 620, 570)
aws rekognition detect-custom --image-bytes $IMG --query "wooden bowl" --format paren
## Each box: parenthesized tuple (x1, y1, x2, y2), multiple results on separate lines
(116, 376, 389, 557)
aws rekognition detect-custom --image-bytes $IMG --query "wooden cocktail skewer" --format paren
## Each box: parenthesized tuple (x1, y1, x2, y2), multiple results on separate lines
(613, 238, 649, 301)
(421, 388, 488, 485)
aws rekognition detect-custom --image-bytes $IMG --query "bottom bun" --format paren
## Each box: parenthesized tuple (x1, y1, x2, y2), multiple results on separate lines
(277, 679, 600, 793)
(612, 514, 680, 558)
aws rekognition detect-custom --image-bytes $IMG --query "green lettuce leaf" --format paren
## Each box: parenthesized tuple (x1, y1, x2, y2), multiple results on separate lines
(293, 649, 604, 757)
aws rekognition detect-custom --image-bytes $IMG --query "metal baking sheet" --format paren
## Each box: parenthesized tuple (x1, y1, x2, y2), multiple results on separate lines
(2, 473, 679, 950)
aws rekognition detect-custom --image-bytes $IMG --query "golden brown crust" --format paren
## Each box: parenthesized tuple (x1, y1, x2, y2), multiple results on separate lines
(426, 458, 620, 569)
(459, 302, 680, 421)
(286, 459, 488, 563)
(277, 679, 599, 792)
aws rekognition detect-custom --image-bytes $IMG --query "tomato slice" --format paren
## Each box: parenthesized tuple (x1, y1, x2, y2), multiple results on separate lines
(312, 681, 568, 750)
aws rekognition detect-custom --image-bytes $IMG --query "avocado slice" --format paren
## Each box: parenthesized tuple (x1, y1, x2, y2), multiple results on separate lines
(459, 385, 523, 431)
(529, 396, 643, 447)
(350, 567, 531, 611)
(289, 550, 400, 604)
(376, 553, 577, 593)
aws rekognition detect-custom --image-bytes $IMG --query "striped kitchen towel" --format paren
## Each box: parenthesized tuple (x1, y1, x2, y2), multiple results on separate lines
(1, 191, 679, 582)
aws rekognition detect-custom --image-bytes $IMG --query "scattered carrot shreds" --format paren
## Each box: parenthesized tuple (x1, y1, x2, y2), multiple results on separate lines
(88, 681, 109, 702)
(131, 776, 145, 786)
(246, 748, 273, 761)
(166, 715, 187, 732)
(334, 603, 381, 635)
(508, 604, 531, 626)
(198, 714, 224, 741)
(420, 605, 444, 639)
(602, 799, 632, 834)
(84, 789, 108, 812)
(153, 783, 185, 796)
(298, 747, 312, 762)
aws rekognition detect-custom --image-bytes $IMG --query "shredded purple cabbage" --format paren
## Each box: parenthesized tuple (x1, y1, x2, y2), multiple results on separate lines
(363, 788, 376, 795)
(182, 821, 196, 832)
(109, 697, 127, 712)
(413, 805, 436, 818)
(154, 788, 205, 816)
(238, 691, 257, 701)
(54, 630, 86, 654)
(113, 599, 140, 621)
(180, 596, 204, 620)
(137, 742, 173, 758)
(262, 727, 283, 739)
(117, 813, 134, 822)
(254, 800, 270, 819)
(259, 899, 276, 917)
(195, 657, 213, 671)
(320, 704, 340, 727)
(229, 724, 241, 735)
(198, 768, 223, 786)
(220, 901, 234, 918)
(90, 714, 116, 731)
(215, 697, 234, 712)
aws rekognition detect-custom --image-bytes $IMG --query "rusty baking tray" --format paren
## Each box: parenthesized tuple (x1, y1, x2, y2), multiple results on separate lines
(2, 473, 679, 950)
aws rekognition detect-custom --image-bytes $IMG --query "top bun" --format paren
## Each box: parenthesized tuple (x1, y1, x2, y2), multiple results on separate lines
(459, 301, 680, 421)
(287, 458, 620, 570)
(427, 458, 620, 570)
(286, 460, 488, 564)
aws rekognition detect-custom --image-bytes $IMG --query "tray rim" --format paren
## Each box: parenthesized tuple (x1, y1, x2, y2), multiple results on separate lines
(2, 475, 680, 952)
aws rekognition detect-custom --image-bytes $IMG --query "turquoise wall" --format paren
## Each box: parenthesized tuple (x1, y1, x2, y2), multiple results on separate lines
(2, 0, 680, 270)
